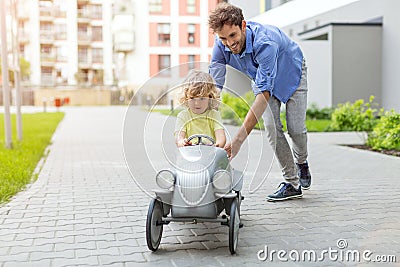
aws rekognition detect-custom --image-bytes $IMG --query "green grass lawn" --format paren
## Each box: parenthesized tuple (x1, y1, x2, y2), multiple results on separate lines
(281, 119, 332, 132)
(0, 112, 64, 204)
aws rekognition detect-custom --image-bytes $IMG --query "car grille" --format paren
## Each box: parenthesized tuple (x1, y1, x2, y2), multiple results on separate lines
(176, 163, 210, 206)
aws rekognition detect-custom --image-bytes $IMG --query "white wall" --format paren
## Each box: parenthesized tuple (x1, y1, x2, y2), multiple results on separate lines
(123, 0, 150, 88)
(331, 24, 382, 106)
(229, 0, 261, 19)
(299, 40, 331, 108)
(381, 0, 400, 112)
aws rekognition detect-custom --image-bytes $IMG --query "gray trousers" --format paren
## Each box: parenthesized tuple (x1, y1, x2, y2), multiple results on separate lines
(262, 60, 308, 187)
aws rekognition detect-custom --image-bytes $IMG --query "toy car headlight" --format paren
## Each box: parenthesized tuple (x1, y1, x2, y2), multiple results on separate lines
(156, 169, 175, 190)
(213, 170, 232, 191)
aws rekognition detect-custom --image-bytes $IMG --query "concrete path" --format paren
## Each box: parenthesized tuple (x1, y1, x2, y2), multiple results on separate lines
(0, 106, 399, 266)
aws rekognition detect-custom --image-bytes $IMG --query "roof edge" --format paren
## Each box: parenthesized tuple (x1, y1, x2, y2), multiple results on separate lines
(298, 22, 382, 36)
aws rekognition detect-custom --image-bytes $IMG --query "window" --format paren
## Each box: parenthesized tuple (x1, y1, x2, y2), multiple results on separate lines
(41, 44, 52, 54)
(159, 55, 171, 75)
(187, 0, 196, 14)
(149, 0, 162, 13)
(93, 69, 103, 85)
(78, 24, 89, 41)
(40, 22, 52, 31)
(39, 0, 52, 16)
(18, 21, 25, 32)
(76, 68, 89, 83)
(188, 55, 195, 69)
(92, 26, 103, 41)
(54, 0, 67, 17)
(158, 23, 170, 45)
(19, 44, 25, 54)
(91, 4, 102, 19)
(92, 48, 103, 63)
(41, 67, 53, 84)
(78, 47, 89, 64)
(188, 24, 195, 44)
(77, 3, 89, 18)
(55, 23, 67, 40)
(56, 45, 68, 62)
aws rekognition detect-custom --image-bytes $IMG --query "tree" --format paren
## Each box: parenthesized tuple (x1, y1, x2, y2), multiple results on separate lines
(0, 57, 30, 85)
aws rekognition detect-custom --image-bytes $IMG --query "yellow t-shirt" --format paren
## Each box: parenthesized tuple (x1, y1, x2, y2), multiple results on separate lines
(174, 109, 224, 140)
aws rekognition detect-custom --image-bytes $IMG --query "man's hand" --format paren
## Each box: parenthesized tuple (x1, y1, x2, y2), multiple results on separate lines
(224, 91, 270, 159)
(224, 140, 242, 160)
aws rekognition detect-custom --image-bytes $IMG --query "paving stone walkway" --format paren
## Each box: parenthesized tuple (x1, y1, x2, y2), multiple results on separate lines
(0, 106, 399, 266)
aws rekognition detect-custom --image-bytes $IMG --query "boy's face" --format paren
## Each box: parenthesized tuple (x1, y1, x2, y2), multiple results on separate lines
(216, 20, 246, 54)
(188, 97, 209, 114)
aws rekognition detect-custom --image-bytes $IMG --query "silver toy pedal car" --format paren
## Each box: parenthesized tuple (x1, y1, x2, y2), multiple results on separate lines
(146, 134, 244, 254)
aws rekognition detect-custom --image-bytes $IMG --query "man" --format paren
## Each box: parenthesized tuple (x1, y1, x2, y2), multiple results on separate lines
(208, 3, 311, 201)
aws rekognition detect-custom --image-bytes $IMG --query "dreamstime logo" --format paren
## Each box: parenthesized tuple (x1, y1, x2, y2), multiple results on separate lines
(257, 239, 397, 263)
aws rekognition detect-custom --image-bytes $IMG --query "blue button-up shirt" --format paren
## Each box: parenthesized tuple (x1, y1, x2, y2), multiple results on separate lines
(209, 21, 304, 103)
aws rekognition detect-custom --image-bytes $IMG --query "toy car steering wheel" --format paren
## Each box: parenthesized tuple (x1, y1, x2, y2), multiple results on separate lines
(187, 134, 215, 146)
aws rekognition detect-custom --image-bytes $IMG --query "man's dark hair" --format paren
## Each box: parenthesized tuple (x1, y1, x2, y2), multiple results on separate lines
(208, 2, 244, 33)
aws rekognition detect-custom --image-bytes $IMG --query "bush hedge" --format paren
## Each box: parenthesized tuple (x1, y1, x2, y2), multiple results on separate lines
(367, 110, 400, 150)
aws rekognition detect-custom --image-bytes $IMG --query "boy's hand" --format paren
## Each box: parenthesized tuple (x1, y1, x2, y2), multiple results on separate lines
(214, 142, 223, 148)
(177, 138, 192, 147)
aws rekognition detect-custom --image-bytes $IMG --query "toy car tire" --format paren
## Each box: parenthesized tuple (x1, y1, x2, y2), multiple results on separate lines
(146, 198, 163, 251)
(228, 198, 240, 254)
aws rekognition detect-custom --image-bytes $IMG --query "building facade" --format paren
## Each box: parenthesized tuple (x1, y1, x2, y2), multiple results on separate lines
(116, 0, 225, 92)
(8, 0, 265, 101)
(16, 0, 114, 87)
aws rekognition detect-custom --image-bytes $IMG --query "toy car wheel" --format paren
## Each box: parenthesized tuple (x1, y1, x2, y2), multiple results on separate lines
(228, 198, 240, 254)
(146, 198, 163, 251)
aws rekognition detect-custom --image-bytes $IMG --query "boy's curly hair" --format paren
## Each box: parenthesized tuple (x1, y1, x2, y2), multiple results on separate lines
(208, 2, 244, 33)
(179, 70, 219, 109)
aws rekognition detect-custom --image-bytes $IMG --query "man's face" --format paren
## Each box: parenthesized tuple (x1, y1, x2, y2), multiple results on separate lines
(216, 21, 246, 54)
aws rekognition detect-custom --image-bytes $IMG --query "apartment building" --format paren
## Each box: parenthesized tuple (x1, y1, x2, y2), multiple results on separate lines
(17, 0, 114, 87)
(8, 0, 265, 99)
(115, 0, 222, 92)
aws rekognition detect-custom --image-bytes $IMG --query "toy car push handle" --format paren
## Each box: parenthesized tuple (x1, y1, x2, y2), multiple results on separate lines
(187, 134, 215, 146)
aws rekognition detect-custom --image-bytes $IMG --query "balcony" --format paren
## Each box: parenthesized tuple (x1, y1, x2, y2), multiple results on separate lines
(55, 32, 67, 40)
(39, 6, 53, 20)
(18, 8, 30, 20)
(112, 14, 134, 52)
(40, 31, 54, 43)
(54, 8, 66, 18)
(77, 9, 91, 23)
(56, 55, 68, 62)
(92, 56, 103, 64)
(78, 32, 91, 45)
(41, 73, 55, 86)
(78, 57, 90, 68)
(18, 31, 30, 44)
(41, 54, 56, 66)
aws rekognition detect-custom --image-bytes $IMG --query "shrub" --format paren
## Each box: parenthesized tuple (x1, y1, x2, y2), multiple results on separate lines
(367, 110, 400, 150)
(220, 91, 264, 129)
(329, 96, 383, 132)
(306, 103, 334, 120)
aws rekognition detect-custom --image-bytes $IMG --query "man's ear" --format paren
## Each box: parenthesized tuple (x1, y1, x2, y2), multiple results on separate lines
(241, 20, 246, 32)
